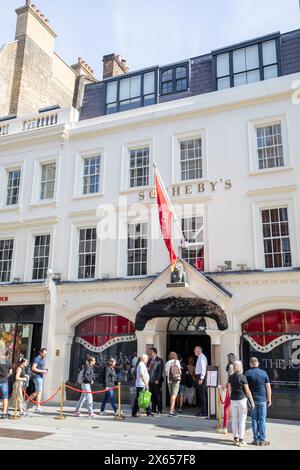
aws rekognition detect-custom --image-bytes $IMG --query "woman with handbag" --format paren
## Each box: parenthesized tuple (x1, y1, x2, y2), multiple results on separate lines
(9, 358, 29, 416)
(228, 360, 254, 447)
(132, 354, 152, 418)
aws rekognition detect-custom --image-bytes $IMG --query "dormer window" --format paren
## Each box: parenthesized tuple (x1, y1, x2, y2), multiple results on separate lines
(214, 35, 279, 90)
(160, 63, 189, 95)
(105, 69, 157, 114)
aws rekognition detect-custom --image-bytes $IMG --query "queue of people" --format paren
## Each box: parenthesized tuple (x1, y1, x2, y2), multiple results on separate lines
(0, 344, 272, 447)
(0, 347, 48, 418)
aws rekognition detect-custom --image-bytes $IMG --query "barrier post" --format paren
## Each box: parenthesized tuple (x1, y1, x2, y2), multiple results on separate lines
(10, 383, 21, 421)
(55, 383, 66, 420)
(114, 382, 125, 421)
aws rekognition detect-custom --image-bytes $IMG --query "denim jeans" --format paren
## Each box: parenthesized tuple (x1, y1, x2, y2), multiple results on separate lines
(76, 383, 93, 415)
(0, 382, 9, 400)
(33, 376, 43, 394)
(101, 389, 117, 413)
(251, 401, 267, 443)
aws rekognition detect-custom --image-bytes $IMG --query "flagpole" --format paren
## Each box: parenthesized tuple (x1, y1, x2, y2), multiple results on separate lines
(153, 163, 186, 244)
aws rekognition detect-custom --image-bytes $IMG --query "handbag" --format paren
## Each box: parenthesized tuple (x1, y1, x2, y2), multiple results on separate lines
(138, 389, 152, 409)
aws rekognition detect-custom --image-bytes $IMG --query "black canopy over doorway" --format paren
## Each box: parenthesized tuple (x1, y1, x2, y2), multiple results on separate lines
(135, 297, 228, 331)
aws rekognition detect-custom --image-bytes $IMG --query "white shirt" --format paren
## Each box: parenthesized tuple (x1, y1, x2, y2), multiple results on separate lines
(165, 359, 181, 384)
(195, 353, 208, 380)
(135, 361, 149, 388)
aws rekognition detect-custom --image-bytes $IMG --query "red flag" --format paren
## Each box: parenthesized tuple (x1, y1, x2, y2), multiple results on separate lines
(155, 173, 178, 267)
(194, 247, 204, 272)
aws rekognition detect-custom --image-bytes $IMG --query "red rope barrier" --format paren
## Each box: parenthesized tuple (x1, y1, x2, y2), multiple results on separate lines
(219, 389, 228, 406)
(65, 384, 118, 395)
(21, 386, 62, 405)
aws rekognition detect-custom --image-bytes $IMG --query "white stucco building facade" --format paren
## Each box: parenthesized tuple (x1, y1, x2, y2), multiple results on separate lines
(1, 65, 300, 418)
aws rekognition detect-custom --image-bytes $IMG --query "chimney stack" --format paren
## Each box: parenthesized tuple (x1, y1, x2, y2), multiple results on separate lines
(102, 53, 129, 79)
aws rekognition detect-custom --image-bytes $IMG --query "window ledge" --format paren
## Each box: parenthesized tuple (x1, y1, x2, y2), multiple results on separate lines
(172, 178, 210, 186)
(0, 205, 22, 213)
(30, 200, 58, 208)
(72, 193, 104, 201)
(249, 166, 293, 177)
(120, 186, 153, 195)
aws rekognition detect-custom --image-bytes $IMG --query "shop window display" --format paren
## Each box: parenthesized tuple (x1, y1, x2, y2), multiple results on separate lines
(242, 310, 300, 390)
(70, 315, 137, 385)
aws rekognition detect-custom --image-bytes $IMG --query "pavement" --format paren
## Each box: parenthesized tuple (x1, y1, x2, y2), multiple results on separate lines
(0, 402, 299, 450)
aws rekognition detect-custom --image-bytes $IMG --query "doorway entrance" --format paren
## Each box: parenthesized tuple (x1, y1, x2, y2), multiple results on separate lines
(167, 334, 211, 364)
(166, 316, 212, 364)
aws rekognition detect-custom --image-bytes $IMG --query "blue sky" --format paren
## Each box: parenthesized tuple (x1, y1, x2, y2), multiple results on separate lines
(0, 0, 299, 79)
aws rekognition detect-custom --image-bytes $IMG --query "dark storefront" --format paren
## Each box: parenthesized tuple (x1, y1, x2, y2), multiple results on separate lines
(0, 305, 44, 366)
(242, 309, 300, 420)
(68, 314, 137, 400)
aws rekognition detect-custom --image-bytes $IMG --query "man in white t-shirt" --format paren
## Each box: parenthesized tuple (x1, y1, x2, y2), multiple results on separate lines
(132, 354, 151, 417)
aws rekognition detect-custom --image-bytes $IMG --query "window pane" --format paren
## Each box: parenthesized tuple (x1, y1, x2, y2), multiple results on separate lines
(264, 65, 278, 80)
(144, 72, 155, 94)
(106, 81, 117, 104)
(176, 67, 187, 79)
(246, 45, 259, 69)
(162, 69, 172, 82)
(263, 40, 277, 65)
(233, 48, 246, 73)
(234, 72, 247, 87)
(247, 69, 260, 84)
(120, 78, 130, 100)
(217, 77, 231, 90)
(130, 75, 141, 97)
(217, 53, 229, 77)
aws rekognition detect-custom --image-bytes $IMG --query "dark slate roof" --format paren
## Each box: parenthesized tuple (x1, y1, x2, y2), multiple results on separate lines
(79, 29, 300, 121)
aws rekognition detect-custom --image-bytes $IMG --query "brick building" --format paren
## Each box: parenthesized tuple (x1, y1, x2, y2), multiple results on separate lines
(0, 0, 96, 119)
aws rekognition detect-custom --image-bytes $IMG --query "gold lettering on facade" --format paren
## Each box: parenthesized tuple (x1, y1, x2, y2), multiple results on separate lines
(185, 185, 192, 195)
(225, 179, 232, 190)
(198, 183, 206, 193)
(210, 181, 218, 192)
(172, 186, 181, 197)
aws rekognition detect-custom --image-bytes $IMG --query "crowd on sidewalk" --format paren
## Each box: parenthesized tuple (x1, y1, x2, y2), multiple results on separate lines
(0, 345, 272, 447)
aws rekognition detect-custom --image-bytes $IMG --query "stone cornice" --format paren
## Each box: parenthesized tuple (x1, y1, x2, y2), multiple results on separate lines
(247, 185, 297, 197)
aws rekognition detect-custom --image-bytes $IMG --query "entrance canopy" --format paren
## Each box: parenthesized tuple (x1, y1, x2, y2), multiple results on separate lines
(135, 297, 228, 331)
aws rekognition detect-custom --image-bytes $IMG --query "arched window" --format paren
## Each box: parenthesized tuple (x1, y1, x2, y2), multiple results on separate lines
(242, 310, 300, 391)
(70, 315, 137, 385)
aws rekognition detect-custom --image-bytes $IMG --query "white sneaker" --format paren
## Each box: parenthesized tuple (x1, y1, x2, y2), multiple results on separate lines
(219, 428, 228, 434)
(35, 408, 45, 414)
(99, 411, 105, 415)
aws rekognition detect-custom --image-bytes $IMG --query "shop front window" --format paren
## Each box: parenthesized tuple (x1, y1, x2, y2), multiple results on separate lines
(242, 310, 300, 390)
(0, 323, 34, 363)
(0, 324, 15, 356)
(70, 315, 137, 385)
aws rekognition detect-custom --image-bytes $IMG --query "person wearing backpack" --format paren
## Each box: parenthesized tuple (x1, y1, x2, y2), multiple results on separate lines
(165, 352, 181, 417)
(75, 356, 97, 418)
(132, 354, 151, 418)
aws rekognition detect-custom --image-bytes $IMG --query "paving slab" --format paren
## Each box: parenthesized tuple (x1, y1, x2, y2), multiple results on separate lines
(0, 403, 299, 450)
